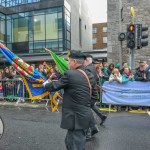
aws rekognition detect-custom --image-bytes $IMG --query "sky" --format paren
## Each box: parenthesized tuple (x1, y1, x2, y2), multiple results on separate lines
(86, 0, 107, 23)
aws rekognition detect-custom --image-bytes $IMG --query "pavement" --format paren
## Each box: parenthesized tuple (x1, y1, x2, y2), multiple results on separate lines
(0, 106, 150, 150)
(0, 100, 48, 109)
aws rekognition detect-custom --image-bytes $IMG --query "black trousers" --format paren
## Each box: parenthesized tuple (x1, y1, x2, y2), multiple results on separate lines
(65, 129, 87, 150)
(91, 104, 104, 119)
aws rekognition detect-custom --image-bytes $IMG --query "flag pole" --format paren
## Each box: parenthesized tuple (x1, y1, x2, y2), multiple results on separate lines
(44, 48, 51, 53)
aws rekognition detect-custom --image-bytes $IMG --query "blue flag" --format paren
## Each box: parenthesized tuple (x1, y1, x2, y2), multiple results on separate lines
(0, 44, 49, 100)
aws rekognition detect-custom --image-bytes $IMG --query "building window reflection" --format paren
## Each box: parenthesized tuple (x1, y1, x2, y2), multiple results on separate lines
(0, 6, 70, 54)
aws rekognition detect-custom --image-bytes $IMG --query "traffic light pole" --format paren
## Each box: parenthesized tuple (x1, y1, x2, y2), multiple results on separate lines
(130, 9, 135, 72)
(129, 48, 134, 72)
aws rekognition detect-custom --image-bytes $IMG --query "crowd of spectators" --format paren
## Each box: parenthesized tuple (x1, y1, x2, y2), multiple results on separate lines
(95, 61, 150, 111)
(0, 62, 62, 103)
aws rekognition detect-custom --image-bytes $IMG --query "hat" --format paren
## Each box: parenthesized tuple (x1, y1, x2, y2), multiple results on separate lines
(68, 50, 85, 59)
(115, 63, 120, 68)
(84, 53, 93, 59)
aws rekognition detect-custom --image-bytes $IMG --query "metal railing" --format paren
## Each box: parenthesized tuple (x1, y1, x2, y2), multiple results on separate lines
(0, 79, 50, 106)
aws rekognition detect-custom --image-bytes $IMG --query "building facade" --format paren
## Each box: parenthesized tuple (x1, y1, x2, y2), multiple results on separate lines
(107, 0, 150, 68)
(92, 23, 107, 50)
(0, 0, 92, 65)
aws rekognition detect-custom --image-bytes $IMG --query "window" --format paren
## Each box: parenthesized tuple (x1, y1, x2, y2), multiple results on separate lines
(46, 13, 58, 40)
(103, 27, 107, 32)
(103, 37, 107, 43)
(93, 28, 97, 33)
(92, 38, 97, 44)
(13, 18, 28, 42)
(33, 15, 45, 40)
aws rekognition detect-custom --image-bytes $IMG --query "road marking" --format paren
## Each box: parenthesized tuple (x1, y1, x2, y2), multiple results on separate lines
(147, 111, 150, 116)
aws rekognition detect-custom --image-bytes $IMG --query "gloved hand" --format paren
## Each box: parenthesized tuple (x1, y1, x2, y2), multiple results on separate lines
(43, 80, 50, 87)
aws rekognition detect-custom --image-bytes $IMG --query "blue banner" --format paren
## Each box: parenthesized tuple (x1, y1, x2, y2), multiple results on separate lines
(102, 81, 150, 106)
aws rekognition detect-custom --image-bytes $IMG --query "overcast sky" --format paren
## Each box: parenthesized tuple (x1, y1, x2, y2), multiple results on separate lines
(86, 0, 107, 23)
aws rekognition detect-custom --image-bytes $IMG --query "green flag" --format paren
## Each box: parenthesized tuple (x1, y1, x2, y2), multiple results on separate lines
(45, 48, 68, 74)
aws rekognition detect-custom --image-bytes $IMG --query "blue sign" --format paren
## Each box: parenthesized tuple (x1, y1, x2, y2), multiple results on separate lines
(102, 81, 150, 106)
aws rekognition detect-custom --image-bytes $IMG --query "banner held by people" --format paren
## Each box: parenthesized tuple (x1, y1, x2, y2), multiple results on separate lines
(0, 44, 50, 100)
(102, 81, 150, 106)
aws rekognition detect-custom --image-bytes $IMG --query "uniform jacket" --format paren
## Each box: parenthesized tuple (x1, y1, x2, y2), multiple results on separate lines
(85, 63, 99, 83)
(45, 66, 98, 130)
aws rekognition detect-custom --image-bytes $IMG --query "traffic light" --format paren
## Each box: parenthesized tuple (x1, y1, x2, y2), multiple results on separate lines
(118, 32, 126, 41)
(137, 24, 149, 49)
(127, 24, 136, 49)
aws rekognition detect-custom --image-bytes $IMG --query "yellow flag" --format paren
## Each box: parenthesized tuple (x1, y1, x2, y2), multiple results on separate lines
(50, 92, 62, 112)
(131, 7, 135, 17)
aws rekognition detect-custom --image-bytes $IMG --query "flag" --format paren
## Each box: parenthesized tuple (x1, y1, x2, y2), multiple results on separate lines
(0, 44, 50, 100)
(50, 92, 62, 112)
(45, 48, 68, 74)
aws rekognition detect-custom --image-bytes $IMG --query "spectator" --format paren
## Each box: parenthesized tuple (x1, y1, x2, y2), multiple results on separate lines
(120, 62, 128, 74)
(109, 68, 122, 83)
(122, 66, 134, 83)
(108, 63, 115, 76)
(109, 68, 122, 111)
(0, 82, 3, 98)
(16, 77, 24, 104)
(122, 67, 134, 111)
(0, 71, 2, 79)
(134, 61, 149, 82)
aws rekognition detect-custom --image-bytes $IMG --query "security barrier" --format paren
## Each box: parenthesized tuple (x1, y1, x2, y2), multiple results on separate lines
(0, 79, 50, 105)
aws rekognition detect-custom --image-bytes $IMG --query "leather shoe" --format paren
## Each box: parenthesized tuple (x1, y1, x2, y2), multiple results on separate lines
(91, 125, 99, 136)
(100, 115, 107, 125)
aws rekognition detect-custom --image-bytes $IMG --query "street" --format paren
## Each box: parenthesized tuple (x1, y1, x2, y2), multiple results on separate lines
(0, 106, 150, 150)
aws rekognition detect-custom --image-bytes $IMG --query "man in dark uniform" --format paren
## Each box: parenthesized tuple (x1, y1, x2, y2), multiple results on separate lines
(43, 50, 98, 150)
(84, 54, 107, 126)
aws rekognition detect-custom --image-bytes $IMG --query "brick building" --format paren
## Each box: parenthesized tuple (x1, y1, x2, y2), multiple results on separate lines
(92, 23, 107, 50)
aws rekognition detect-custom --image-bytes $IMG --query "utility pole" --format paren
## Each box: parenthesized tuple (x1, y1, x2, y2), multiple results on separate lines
(119, 0, 123, 67)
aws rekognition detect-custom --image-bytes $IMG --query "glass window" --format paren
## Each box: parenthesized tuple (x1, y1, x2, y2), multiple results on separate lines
(103, 27, 107, 32)
(34, 41, 45, 53)
(93, 28, 97, 33)
(12, 42, 29, 53)
(92, 38, 97, 44)
(12, 17, 28, 42)
(46, 13, 58, 40)
(67, 31, 70, 41)
(46, 40, 58, 50)
(59, 39, 63, 47)
(103, 37, 107, 43)
(7, 44, 12, 50)
(28, 17, 33, 41)
(29, 42, 33, 49)
(33, 15, 45, 41)
(33, 10, 45, 15)
(18, 13, 25, 18)
(0, 20, 5, 43)
(7, 20, 12, 43)
(59, 30, 62, 38)
(46, 8, 58, 14)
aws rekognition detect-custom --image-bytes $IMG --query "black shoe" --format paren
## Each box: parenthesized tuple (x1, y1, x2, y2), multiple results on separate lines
(100, 115, 107, 125)
(91, 125, 99, 136)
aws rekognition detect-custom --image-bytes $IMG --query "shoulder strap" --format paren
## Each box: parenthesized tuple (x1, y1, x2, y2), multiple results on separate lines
(77, 69, 92, 98)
